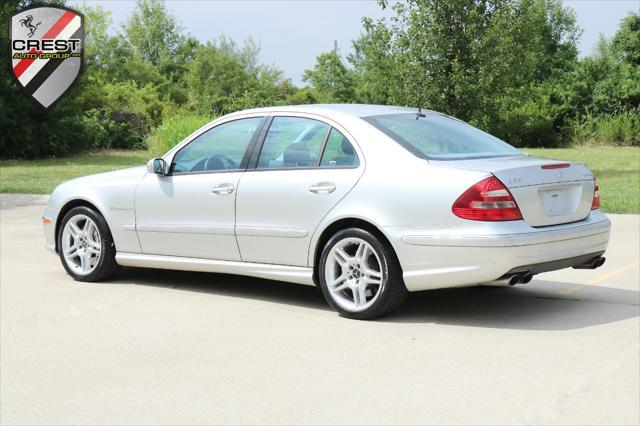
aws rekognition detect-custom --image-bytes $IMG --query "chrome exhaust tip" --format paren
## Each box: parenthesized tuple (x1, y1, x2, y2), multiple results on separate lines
(486, 272, 529, 286)
(520, 272, 533, 284)
(573, 256, 606, 270)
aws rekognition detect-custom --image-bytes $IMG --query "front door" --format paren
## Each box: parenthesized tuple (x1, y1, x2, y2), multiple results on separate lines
(135, 116, 264, 260)
(235, 116, 364, 266)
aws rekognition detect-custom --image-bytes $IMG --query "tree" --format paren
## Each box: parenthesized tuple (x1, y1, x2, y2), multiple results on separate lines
(594, 12, 640, 112)
(184, 39, 289, 114)
(350, 0, 581, 146)
(124, 0, 185, 66)
(303, 51, 356, 102)
(611, 12, 640, 66)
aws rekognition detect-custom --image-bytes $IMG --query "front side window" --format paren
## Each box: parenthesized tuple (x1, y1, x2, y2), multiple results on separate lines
(320, 128, 359, 167)
(171, 117, 262, 173)
(258, 117, 329, 169)
(364, 113, 522, 160)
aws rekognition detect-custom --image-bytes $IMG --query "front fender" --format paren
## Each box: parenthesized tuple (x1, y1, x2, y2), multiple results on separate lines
(44, 166, 146, 254)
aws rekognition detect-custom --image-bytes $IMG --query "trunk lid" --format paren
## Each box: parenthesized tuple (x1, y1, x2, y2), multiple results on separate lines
(434, 155, 595, 227)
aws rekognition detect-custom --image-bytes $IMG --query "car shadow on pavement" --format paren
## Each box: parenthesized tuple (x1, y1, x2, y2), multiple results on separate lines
(110, 268, 639, 331)
(383, 282, 640, 330)
(113, 267, 331, 312)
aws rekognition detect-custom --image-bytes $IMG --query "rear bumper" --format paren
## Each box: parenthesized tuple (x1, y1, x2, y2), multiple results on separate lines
(387, 211, 611, 292)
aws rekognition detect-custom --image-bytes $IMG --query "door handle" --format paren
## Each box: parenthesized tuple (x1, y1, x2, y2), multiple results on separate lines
(309, 182, 336, 194)
(212, 183, 235, 195)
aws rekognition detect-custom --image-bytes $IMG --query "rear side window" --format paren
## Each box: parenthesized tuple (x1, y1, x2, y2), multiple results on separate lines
(258, 117, 329, 169)
(364, 113, 522, 160)
(320, 129, 359, 167)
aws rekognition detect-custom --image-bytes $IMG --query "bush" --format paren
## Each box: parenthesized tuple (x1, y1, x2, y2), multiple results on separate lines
(146, 113, 211, 156)
(569, 110, 639, 145)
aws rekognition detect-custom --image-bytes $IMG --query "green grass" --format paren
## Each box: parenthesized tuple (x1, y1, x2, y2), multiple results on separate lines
(0, 150, 150, 194)
(525, 146, 640, 214)
(1, 146, 638, 213)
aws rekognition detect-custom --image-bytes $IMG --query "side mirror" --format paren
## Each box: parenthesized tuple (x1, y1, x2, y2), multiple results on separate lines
(147, 158, 167, 176)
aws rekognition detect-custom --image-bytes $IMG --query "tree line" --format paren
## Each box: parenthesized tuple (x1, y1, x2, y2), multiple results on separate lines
(1, 0, 638, 159)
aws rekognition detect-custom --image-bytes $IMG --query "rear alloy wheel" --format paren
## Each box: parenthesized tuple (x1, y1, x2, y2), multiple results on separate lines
(58, 206, 118, 282)
(319, 228, 407, 319)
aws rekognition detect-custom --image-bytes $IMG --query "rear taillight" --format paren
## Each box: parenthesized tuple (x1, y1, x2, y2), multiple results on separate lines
(452, 176, 523, 221)
(591, 177, 600, 210)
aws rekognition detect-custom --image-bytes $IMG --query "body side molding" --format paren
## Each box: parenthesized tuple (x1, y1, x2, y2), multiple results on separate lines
(115, 252, 315, 286)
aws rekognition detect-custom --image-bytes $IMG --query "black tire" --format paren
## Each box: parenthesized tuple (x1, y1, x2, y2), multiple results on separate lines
(318, 228, 408, 320)
(57, 206, 118, 282)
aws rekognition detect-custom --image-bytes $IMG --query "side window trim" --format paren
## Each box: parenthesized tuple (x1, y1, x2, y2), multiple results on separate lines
(167, 115, 267, 176)
(246, 115, 273, 170)
(239, 116, 271, 170)
(315, 126, 332, 167)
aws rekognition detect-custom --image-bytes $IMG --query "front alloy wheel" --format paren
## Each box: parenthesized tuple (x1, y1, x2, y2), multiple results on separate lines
(61, 214, 102, 276)
(319, 228, 407, 319)
(57, 206, 118, 282)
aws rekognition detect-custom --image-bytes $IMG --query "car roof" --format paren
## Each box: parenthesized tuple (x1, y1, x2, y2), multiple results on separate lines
(237, 103, 426, 118)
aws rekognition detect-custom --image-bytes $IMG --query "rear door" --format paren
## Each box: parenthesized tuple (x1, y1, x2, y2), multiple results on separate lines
(235, 115, 364, 266)
(439, 156, 595, 227)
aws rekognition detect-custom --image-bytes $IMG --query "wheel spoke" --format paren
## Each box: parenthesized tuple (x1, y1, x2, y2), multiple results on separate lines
(352, 284, 367, 307)
(351, 286, 361, 306)
(330, 273, 346, 287)
(87, 239, 101, 251)
(362, 265, 382, 284)
(87, 222, 97, 239)
(331, 275, 350, 292)
(64, 244, 79, 257)
(83, 219, 91, 233)
(357, 285, 368, 306)
(86, 246, 100, 255)
(333, 248, 350, 266)
(355, 242, 366, 261)
(80, 252, 89, 272)
(68, 222, 82, 238)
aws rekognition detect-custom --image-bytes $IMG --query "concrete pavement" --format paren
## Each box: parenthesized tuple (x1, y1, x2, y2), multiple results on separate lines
(1, 194, 638, 425)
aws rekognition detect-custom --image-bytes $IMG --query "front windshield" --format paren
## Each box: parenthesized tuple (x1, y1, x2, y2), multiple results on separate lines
(364, 113, 523, 160)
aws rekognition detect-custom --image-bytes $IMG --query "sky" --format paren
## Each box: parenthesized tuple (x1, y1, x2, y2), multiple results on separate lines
(68, 0, 640, 85)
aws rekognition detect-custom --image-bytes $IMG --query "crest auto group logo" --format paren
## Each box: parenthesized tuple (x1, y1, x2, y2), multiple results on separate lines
(9, 5, 84, 110)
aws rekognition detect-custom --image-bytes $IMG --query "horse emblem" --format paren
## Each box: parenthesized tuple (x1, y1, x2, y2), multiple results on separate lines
(19, 14, 41, 38)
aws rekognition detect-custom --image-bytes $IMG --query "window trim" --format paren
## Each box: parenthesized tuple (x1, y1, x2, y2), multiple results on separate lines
(247, 115, 361, 172)
(167, 116, 268, 176)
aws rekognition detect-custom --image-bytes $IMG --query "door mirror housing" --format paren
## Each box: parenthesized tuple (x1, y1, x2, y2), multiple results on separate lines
(147, 158, 167, 176)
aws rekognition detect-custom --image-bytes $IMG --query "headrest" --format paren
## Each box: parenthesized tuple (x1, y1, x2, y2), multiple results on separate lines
(341, 138, 354, 155)
(283, 142, 312, 167)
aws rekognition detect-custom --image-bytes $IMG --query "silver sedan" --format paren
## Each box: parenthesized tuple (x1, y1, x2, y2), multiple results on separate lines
(42, 104, 611, 319)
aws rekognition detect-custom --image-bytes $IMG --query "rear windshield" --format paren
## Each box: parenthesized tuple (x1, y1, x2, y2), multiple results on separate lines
(364, 113, 523, 160)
